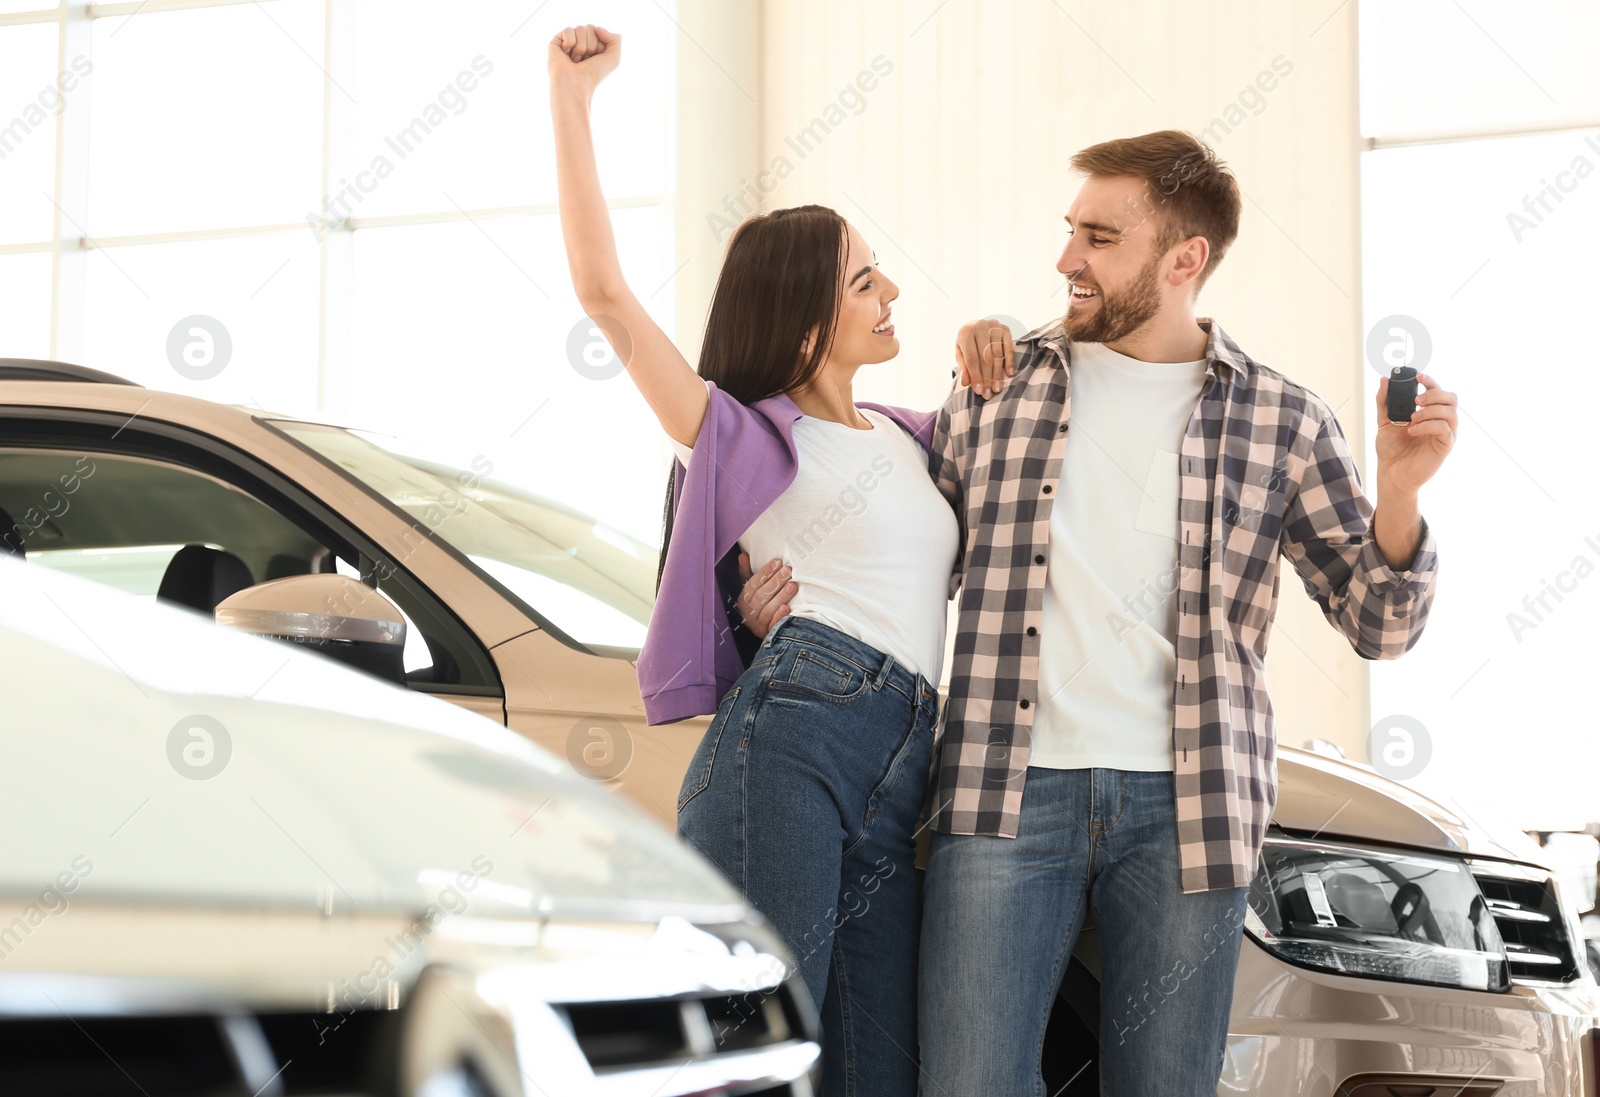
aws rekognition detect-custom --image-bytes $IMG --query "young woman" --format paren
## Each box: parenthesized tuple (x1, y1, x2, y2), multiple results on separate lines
(549, 25, 998, 1096)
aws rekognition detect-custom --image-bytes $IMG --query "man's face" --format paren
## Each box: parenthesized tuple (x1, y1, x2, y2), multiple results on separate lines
(1056, 174, 1170, 344)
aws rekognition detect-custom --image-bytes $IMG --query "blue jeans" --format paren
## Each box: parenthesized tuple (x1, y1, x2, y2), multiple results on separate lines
(920, 767, 1249, 1096)
(677, 616, 938, 1097)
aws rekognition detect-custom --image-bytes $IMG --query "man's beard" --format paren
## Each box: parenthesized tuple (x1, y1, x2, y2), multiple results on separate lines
(1063, 253, 1162, 343)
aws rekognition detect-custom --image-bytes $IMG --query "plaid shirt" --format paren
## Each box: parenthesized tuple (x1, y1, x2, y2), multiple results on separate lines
(929, 318, 1439, 892)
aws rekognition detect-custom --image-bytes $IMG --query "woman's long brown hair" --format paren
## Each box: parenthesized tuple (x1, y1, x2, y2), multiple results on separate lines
(654, 205, 848, 595)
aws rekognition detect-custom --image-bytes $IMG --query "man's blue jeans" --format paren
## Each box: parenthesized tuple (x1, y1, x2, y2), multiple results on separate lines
(678, 616, 938, 1097)
(919, 767, 1249, 1096)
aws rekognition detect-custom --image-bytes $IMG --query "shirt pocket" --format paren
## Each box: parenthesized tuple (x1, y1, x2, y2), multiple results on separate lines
(1133, 450, 1181, 540)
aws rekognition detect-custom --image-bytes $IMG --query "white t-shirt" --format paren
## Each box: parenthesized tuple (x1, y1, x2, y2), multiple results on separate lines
(670, 392, 959, 688)
(1029, 339, 1208, 771)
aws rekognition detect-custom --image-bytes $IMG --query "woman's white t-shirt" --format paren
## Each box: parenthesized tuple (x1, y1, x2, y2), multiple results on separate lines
(670, 393, 958, 689)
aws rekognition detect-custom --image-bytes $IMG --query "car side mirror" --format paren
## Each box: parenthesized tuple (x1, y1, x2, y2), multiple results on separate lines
(215, 574, 408, 685)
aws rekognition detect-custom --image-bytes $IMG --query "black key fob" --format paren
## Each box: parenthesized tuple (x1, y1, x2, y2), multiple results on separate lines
(1386, 365, 1418, 423)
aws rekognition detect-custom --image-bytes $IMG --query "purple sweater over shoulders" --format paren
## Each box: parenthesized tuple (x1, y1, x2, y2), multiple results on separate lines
(638, 380, 936, 725)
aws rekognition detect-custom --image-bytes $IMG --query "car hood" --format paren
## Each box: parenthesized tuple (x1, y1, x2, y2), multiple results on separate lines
(1273, 746, 1550, 868)
(0, 903, 789, 1015)
(0, 558, 746, 924)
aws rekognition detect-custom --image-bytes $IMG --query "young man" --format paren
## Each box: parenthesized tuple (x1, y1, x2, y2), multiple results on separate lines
(737, 130, 1457, 1093)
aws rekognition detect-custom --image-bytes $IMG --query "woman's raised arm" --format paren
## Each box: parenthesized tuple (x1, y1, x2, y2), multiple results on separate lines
(549, 25, 709, 447)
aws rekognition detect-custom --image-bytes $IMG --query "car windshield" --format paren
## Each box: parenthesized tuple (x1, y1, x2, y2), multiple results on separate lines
(273, 422, 656, 653)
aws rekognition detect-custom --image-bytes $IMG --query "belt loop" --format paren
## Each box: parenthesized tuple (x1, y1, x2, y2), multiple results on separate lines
(872, 651, 894, 691)
(760, 615, 787, 649)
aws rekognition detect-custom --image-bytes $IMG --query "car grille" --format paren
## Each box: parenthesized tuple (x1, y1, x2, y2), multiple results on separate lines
(0, 986, 820, 1096)
(558, 982, 814, 1092)
(1470, 865, 1583, 983)
(0, 1008, 398, 1094)
(1334, 1072, 1503, 1097)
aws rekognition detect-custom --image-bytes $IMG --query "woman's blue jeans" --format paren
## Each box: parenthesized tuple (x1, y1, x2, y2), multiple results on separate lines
(677, 616, 938, 1097)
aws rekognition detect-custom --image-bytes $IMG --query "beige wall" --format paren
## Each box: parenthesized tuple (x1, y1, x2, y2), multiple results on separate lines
(678, 1, 1375, 758)
(671, 0, 764, 364)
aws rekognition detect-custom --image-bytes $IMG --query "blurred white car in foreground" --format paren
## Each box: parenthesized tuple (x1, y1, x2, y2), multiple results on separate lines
(0, 557, 818, 1095)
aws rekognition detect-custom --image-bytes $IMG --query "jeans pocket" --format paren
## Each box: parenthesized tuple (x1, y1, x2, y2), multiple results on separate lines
(766, 646, 873, 704)
(677, 686, 741, 813)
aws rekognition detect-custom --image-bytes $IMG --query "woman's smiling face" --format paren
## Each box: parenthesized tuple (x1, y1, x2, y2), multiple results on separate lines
(819, 223, 900, 370)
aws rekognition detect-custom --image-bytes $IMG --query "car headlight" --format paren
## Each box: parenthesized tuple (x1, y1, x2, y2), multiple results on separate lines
(1245, 836, 1510, 991)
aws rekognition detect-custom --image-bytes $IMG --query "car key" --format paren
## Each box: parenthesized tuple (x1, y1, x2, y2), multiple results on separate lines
(1386, 365, 1418, 424)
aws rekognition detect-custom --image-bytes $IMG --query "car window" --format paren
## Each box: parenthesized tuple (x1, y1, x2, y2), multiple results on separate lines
(0, 443, 495, 693)
(3, 447, 326, 582)
(26, 542, 194, 596)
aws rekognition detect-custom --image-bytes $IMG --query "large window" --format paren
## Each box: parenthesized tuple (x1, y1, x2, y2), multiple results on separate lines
(0, 0, 677, 542)
(1359, 0, 1600, 830)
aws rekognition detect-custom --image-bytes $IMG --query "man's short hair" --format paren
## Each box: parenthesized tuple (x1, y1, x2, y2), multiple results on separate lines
(1070, 130, 1241, 289)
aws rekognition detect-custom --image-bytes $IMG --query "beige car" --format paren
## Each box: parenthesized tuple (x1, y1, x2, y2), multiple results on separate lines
(4, 359, 1599, 1095)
